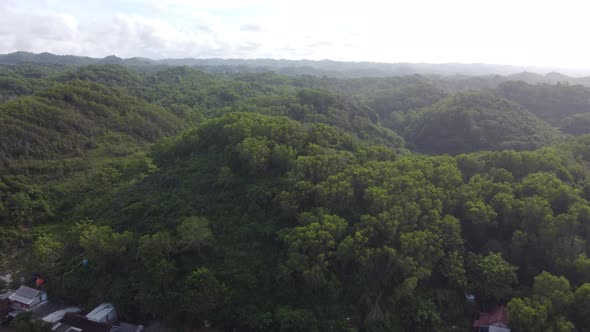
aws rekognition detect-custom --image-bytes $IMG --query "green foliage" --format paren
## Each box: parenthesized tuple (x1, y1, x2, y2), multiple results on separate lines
(298, 88, 335, 111)
(3, 63, 590, 331)
(281, 212, 347, 287)
(402, 91, 559, 154)
(274, 306, 316, 331)
(10, 312, 53, 332)
(399, 297, 443, 331)
(468, 252, 518, 302)
(32, 233, 64, 272)
(0, 176, 52, 226)
(560, 112, 590, 136)
(177, 216, 213, 254)
(507, 297, 551, 332)
(183, 267, 227, 321)
(574, 283, 590, 327)
(574, 254, 590, 283)
(497, 80, 590, 125)
(507, 271, 577, 331)
(136, 232, 178, 318)
(78, 223, 134, 269)
(368, 83, 446, 115)
(532, 271, 574, 313)
(58, 64, 144, 88)
(0, 80, 185, 175)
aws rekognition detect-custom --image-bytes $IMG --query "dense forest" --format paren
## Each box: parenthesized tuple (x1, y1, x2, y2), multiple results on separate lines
(2, 55, 590, 331)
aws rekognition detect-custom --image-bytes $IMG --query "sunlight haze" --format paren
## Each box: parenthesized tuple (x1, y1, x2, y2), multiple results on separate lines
(1, 0, 590, 70)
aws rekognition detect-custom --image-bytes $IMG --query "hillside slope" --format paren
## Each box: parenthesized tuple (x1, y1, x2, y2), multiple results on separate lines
(496, 81, 590, 125)
(403, 92, 560, 154)
(25, 112, 590, 331)
(0, 80, 186, 174)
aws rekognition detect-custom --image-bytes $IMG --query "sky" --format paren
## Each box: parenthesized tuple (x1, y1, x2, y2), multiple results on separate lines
(1, 0, 590, 69)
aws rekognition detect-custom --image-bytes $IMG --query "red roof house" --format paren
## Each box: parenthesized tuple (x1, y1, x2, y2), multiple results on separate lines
(473, 305, 510, 332)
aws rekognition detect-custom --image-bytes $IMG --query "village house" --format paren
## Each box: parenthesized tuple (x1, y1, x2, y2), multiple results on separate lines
(50, 303, 143, 332)
(85, 303, 118, 325)
(473, 305, 511, 332)
(0, 287, 144, 332)
(8, 285, 48, 311)
(53, 312, 114, 332)
(42, 307, 82, 324)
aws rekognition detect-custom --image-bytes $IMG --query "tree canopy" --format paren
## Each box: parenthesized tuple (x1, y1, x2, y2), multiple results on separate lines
(2, 62, 590, 331)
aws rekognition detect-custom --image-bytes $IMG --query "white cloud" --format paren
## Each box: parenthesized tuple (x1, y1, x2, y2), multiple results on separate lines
(1, 0, 590, 69)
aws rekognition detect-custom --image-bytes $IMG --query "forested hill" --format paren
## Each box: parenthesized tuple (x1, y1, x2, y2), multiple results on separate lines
(400, 92, 561, 154)
(0, 80, 186, 174)
(4, 51, 590, 80)
(2, 62, 590, 331)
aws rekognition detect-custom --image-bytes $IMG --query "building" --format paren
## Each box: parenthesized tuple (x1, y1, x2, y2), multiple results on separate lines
(42, 307, 82, 324)
(53, 312, 114, 332)
(473, 305, 511, 332)
(49, 303, 124, 332)
(85, 303, 118, 325)
(8, 285, 48, 310)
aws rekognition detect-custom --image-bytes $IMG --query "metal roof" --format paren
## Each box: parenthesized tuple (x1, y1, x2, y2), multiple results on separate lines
(42, 307, 82, 323)
(9, 286, 41, 305)
(86, 303, 115, 322)
(61, 313, 113, 332)
(54, 323, 76, 332)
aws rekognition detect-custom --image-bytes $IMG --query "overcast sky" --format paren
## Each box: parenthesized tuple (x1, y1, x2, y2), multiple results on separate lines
(2, 0, 590, 69)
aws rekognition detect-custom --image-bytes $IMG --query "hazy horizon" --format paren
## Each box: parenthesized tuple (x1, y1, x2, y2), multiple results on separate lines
(2, 0, 590, 71)
(6, 50, 590, 77)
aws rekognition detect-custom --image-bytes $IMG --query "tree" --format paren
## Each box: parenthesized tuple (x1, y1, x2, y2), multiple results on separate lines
(10, 312, 52, 332)
(399, 296, 443, 331)
(574, 283, 590, 327)
(32, 233, 64, 273)
(274, 305, 316, 332)
(280, 212, 347, 287)
(136, 231, 178, 317)
(399, 230, 444, 279)
(463, 201, 498, 226)
(506, 297, 550, 332)
(440, 251, 467, 289)
(78, 223, 134, 269)
(532, 271, 574, 314)
(573, 254, 590, 283)
(233, 137, 272, 174)
(136, 258, 178, 318)
(183, 268, 227, 322)
(3, 185, 52, 226)
(177, 216, 213, 255)
(469, 252, 517, 302)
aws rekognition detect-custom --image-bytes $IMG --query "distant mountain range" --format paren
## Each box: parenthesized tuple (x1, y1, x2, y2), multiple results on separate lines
(2, 51, 590, 83)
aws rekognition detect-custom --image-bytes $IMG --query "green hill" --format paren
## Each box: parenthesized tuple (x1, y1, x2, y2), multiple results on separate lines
(560, 112, 590, 135)
(496, 81, 590, 124)
(28, 112, 590, 331)
(2, 62, 590, 331)
(0, 80, 185, 174)
(403, 92, 559, 154)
